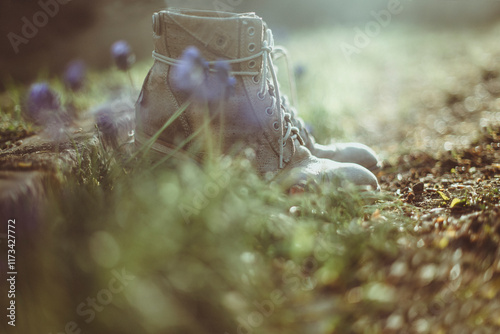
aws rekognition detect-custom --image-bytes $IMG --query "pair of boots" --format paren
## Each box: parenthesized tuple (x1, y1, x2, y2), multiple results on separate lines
(135, 8, 380, 191)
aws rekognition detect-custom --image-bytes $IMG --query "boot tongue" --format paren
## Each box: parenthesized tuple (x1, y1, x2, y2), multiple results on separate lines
(167, 11, 262, 61)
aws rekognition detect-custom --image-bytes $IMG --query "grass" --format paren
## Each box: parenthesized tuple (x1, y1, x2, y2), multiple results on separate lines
(33, 159, 405, 334)
(0, 82, 36, 150)
(4, 20, 500, 334)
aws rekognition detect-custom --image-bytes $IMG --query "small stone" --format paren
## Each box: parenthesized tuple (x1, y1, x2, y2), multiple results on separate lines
(449, 263, 461, 280)
(413, 319, 430, 333)
(289, 206, 302, 216)
(390, 261, 408, 278)
(413, 182, 425, 193)
(386, 313, 404, 330)
(419, 264, 437, 285)
(365, 283, 396, 303)
(347, 287, 363, 304)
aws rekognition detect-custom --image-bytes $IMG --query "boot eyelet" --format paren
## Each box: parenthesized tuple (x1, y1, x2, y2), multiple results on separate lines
(258, 92, 266, 100)
(248, 60, 256, 68)
(252, 75, 260, 84)
(248, 27, 255, 36)
(265, 107, 274, 116)
(216, 37, 225, 46)
(273, 122, 280, 131)
(248, 43, 256, 52)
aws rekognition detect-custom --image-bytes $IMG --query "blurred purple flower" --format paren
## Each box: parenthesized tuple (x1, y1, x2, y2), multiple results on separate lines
(172, 46, 236, 102)
(25, 82, 61, 123)
(96, 107, 119, 149)
(111, 40, 136, 71)
(64, 59, 86, 91)
(172, 46, 209, 92)
(25, 82, 71, 141)
(212, 60, 237, 99)
(294, 64, 306, 80)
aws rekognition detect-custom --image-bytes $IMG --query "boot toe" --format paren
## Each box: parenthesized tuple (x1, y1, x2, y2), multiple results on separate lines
(315, 143, 381, 173)
(323, 160, 380, 191)
(280, 156, 380, 192)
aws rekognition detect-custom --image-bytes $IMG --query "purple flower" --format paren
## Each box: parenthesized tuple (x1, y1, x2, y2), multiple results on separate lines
(64, 59, 86, 91)
(172, 46, 236, 102)
(25, 82, 70, 141)
(95, 107, 119, 149)
(294, 64, 306, 80)
(111, 40, 136, 71)
(172, 46, 209, 92)
(212, 60, 237, 99)
(25, 82, 61, 123)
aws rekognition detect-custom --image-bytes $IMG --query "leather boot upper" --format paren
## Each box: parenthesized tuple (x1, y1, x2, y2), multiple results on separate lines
(135, 8, 380, 191)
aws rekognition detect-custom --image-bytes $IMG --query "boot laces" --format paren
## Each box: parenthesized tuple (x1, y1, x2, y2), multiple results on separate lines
(152, 28, 303, 169)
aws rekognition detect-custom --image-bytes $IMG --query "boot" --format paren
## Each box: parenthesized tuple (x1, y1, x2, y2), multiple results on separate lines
(135, 8, 379, 191)
(280, 96, 382, 173)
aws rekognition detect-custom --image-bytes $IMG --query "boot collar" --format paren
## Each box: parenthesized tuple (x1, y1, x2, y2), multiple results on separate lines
(151, 9, 303, 170)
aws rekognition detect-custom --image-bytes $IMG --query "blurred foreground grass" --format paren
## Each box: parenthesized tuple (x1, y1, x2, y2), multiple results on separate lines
(3, 21, 500, 334)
